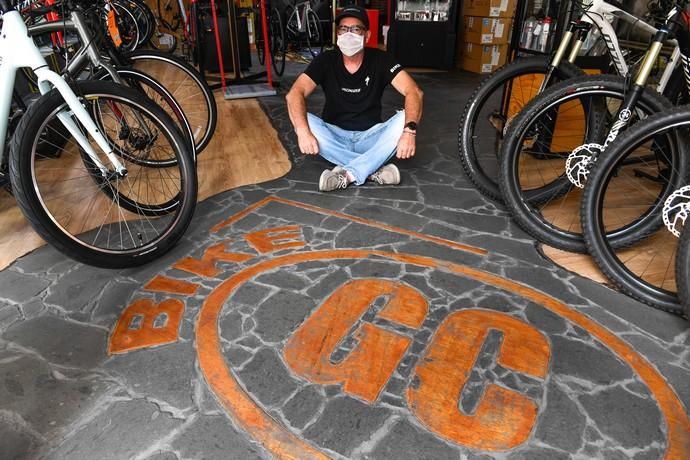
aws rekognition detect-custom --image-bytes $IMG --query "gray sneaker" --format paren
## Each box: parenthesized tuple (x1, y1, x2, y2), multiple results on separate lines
(369, 164, 400, 185)
(319, 169, 349, 192)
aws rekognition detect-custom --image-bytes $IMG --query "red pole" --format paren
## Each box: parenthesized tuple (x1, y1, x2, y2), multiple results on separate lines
(209, 0, 227, 93)
(259, 0, 273, 87)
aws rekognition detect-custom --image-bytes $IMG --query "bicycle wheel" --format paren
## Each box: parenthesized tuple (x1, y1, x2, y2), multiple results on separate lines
(582, 106, 690, 313)
(255, 8, 266, 65)
(158, 0, 181, 31)
(458, 56, 584, 202)
(270, 7, 286, 76)
(96, 68, 195, 163)
(9, 81, 197, 268)
(117, 0, 153, 46)
(124, 50, 217, 154)
(304, 9, 322, 57)
(675, 220, 690, 318)
(499, 74, 671, 253)
(110, 3, 141, 51)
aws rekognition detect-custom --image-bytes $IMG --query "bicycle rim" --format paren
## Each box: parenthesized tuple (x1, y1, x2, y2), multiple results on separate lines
(10, 82, 197, 267)
(458, 58, 583, 202)
(270, 9, 285, 76)
(583, 114, 690, 311)
(501, 85, 665, 252)
(126, 51, 217, 154)
(101, 68, 196, 165)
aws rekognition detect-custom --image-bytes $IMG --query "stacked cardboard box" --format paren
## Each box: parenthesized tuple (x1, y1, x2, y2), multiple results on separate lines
(459, 0, 517, 74)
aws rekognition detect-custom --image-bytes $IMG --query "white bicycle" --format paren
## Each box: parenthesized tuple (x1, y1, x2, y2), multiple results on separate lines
(0, 0, 197, 268)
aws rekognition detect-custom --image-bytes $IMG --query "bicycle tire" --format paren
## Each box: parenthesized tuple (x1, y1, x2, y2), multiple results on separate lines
(305, 9, 322, 57)
(158, 0, 181, 31)
(499, 74, 671, 253)
(118, 0, 153, 46)
(675, 219, 690, 318)
(458, 56, 584, 203)
(582, 106, 690, 313)
(124, 50, 217, 154)
(255, 8, 266, 65)
(96, 67, 196, 163)
(111, 3, 141, 51)
(270, 8, 286, 76)
(9, 80, 197, 268)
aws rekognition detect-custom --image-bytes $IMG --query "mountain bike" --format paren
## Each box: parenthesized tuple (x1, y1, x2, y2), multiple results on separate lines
(0, 0, 198, 268)
(580, 104, 690, 314)
(458, 0, 681, 202)
(497, 1, 689, 254)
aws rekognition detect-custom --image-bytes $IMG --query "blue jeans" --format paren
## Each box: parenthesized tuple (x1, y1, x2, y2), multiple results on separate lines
(307, 110, 405, 185)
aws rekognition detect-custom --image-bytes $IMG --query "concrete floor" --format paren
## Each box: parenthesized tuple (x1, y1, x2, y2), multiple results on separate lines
(1, 59, 688, 460)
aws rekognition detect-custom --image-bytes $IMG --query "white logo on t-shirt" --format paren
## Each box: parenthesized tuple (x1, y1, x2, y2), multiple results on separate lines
(342, 87, 361, 93)
(365, 76, 370, 86)
(390, 64, 401, 73)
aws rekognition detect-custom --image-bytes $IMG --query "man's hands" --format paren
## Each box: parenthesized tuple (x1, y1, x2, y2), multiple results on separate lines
(396, 131, 416, 159)
(296, 128, 319, 155)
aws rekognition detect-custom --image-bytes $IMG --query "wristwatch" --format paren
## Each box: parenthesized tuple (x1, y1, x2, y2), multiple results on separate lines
(404, 121, 417, 132)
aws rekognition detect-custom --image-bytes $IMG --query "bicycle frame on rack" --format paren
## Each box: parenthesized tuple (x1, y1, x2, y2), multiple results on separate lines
(0, 6, 126, 177)
(288, 0, 313, 34)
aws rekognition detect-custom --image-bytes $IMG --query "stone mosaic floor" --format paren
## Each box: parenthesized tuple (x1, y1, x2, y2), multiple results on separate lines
(0, 61, 688, 460)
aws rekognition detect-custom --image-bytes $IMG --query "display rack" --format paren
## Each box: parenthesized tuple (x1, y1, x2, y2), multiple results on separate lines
(387, 0, 459, 68)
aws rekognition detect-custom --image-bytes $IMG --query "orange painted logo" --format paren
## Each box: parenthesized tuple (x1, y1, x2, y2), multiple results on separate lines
(108, 197, 690, 459)
(173, 241, 254, 278)
(284, 279, 428, 403)
(109, 298, 184, 354)
(244, 225, 305, 253)
(408, 309, 549, 450)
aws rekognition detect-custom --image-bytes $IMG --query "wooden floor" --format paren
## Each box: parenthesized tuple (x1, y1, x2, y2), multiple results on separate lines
(0, 93, 291, 270)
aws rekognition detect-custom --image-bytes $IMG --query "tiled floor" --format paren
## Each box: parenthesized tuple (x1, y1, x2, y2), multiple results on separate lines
(0, 59, 688, 459)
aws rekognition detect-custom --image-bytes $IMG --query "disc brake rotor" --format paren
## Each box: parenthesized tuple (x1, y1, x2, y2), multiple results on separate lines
(662, 185, 690, 237)
(566, 143, 603, 188)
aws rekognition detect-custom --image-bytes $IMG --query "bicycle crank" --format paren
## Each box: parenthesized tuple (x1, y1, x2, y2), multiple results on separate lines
(662, 185, 690, 237)
(566, 143, 603, 188)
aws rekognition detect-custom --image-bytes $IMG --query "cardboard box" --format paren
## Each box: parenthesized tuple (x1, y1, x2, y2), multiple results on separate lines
(463, 0, 517, 18)
(464, 16, 513, 44)
(460, 43, 508, 73)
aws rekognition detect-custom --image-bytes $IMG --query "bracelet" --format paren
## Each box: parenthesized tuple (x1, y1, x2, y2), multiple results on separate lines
(403, 129, 416, 136)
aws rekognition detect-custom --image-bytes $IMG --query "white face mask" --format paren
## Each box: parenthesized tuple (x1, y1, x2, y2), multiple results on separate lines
(337, 32, 365, 57)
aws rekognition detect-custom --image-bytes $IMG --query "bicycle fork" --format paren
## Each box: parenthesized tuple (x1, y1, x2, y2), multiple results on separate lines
(0, 10, 127, 179)
(565, 16, 679, 188)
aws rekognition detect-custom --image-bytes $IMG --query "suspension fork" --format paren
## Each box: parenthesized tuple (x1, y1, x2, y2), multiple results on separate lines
(539, 21, 590, 93)
(602, 28, 670, 150)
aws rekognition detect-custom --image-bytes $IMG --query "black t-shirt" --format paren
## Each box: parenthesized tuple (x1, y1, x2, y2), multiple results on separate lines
(304, 48, 403, 131)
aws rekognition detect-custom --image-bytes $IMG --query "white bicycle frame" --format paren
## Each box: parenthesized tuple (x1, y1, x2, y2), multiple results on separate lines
(0, 10, 125, 177)
(579, 0, 680, 92)
(290, 1, 312, 34)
